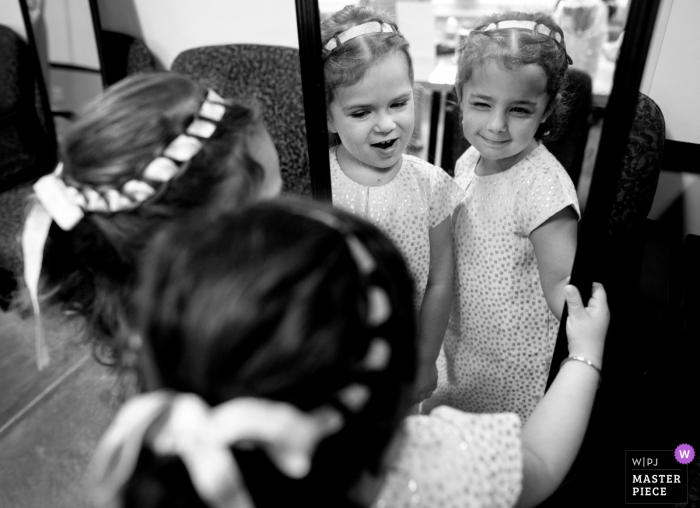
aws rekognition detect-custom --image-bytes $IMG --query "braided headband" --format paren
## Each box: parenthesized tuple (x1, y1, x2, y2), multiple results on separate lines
(21, 89, 228, 370)
(477, 19, 573, 65)
(324, 21, 397, 52)
(88, 218, 395, 507)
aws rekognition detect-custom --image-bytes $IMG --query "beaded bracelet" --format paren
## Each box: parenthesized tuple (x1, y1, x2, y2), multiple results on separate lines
(560, 355, 602, 388)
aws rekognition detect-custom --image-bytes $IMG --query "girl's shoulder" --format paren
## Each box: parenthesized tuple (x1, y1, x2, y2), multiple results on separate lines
(454, 146, 480, 178)
(520, 144, 578, 190)
(401, 154, 444, 176)
(521, 144, 568, 176)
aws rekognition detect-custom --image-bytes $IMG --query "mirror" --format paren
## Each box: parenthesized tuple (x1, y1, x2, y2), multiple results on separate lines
(295, 0, 664, 500)
(18, 0, 105, 138)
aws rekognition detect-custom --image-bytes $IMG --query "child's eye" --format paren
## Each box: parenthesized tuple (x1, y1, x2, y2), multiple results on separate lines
(350, 110, 369, 119)
(511, 107, 532, 115)
(392, 100, 409, 109)
(471, 102, 490, 110)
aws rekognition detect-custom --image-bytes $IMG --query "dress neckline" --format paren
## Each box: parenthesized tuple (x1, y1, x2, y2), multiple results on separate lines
(472, 142, 543, 179)
(330, 146, 404, 189)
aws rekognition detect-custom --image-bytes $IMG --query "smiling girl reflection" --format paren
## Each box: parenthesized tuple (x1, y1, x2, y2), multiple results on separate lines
(322, 6, 464, 405)
(423, 12, 580, 423)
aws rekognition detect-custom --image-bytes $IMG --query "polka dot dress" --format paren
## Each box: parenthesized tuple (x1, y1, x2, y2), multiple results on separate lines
(330, 148, 464, 308)
(423, 144, 580, 423)
(374, 407, 522, 508)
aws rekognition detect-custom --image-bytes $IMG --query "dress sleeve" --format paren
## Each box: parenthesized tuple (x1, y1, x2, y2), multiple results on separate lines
(519, 161, 581, 236)
(429, 167, 466, 228)
(375, 406, 522, 508)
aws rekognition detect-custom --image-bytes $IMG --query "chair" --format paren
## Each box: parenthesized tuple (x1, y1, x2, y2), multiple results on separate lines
(543, 67, 593, 187)
(0, 25, 56, 192)
(0, 25, 57, 302)
(171, 44, 311, 196)
(99, 30, 159, 86)
(604, 92, 665, 297)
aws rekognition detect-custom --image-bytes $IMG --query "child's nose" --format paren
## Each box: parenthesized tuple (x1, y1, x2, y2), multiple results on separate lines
(374, 112, 397, 133)
(487, 111, 507, 133)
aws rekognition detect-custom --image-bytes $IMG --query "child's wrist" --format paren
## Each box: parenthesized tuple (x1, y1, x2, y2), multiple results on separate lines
(560, 355, 602, 388)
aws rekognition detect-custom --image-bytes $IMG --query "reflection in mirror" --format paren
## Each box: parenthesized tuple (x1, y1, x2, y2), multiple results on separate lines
(19, 0, 104, 137)
(311, 0, 633, 406)
(299, 0, 665, 502)
(318, 1, 631, 214)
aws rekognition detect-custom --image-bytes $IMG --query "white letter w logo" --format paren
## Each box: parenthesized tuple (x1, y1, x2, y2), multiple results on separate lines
(680, 450, 690, 459)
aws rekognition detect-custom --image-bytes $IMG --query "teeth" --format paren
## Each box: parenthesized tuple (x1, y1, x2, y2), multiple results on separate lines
(374, 140, 394, 148)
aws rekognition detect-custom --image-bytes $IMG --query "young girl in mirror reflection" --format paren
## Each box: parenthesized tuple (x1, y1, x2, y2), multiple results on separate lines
(423, 12, 580, 423)
(321, 6, 464, 403)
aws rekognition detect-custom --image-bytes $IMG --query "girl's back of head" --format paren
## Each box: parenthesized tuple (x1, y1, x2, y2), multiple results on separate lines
(115, 198, 417, 507)
(456, 11, 571, 139)
(36, 72, 276, 366)
(321, 5, 414, 106)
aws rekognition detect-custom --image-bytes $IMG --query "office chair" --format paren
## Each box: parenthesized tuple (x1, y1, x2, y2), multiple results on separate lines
(171, 44, 311, 196)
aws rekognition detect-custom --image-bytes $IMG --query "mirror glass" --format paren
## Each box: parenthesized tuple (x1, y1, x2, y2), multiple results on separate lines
(318, 0, 631, 212)
(19, 0, 104, 137)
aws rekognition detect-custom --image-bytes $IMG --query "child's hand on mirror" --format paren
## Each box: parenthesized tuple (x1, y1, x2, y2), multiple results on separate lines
(564, 282, 610, 369)
(414, 362, 438, 403)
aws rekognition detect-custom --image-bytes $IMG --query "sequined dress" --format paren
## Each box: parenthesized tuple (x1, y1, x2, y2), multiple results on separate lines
(330, 147, 464, 308)
(423, 144, 580, 422)
(375, 406, 522, 508)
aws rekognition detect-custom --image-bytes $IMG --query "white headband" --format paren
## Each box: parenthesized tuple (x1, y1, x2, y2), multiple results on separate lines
(324, 21, 397, 52)
(479, 19, 563, 44)
(21, 89, 228, 370)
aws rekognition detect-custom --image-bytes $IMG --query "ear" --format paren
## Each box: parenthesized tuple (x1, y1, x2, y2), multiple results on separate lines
(540, 100, 554, 124)
(327, 113, 338, 134)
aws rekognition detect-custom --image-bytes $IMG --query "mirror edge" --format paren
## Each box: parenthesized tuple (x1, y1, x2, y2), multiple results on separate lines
(295, 0, 332, 202)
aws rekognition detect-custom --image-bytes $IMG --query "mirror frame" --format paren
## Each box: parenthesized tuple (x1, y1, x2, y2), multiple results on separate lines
(17, 0, 56, 146)
(547, 0, 662, 382)
(295, 0, 332, 201)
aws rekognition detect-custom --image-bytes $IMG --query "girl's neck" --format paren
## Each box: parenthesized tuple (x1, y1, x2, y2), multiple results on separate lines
(475, 139, 540, 176)
(336, 144, 403, 187)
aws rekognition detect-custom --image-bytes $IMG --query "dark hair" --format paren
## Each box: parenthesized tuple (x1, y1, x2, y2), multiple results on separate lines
(37, 72, 268, 366)
(456, 11, 571, 140)
(123, 198, 417, 507)
(321, 5, 414, 107)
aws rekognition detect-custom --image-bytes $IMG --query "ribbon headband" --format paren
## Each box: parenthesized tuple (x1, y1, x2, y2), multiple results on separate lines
(324, 21, 397, 52)
(22, 89, 228, 371)
(477, 20, 572, 64)
(35, 89, 228, 231)
(87, 208, 398, 506)
(479, 20, 563, 44)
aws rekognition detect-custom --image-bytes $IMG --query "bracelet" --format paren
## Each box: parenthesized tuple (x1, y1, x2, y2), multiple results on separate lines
(560, 355, 602, 388)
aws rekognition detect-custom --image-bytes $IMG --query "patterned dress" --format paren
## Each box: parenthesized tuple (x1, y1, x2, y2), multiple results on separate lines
(375, 407, 522, 508)
(423, 144, 580, 422)
(330, 148, 464, 308)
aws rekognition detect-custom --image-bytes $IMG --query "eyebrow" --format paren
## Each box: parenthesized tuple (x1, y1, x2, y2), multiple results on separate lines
(468, 93, 538, 106)
(342, 91, 413, 113)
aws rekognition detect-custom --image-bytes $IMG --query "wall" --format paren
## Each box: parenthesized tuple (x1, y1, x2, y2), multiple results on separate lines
(96, 0, 299, 70)
(642, 0, 700, 237)
(0, 0, 26, 39)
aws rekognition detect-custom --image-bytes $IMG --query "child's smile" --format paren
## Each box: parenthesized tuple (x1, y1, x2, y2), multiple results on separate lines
(460, 61, 551, 174)
(327, 52, 414, 176)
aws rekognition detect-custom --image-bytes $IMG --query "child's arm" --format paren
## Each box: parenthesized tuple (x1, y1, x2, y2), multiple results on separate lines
(516, 282, 609, 508)
(415, 216, 453, 402)
(529, 206, 578, 321)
